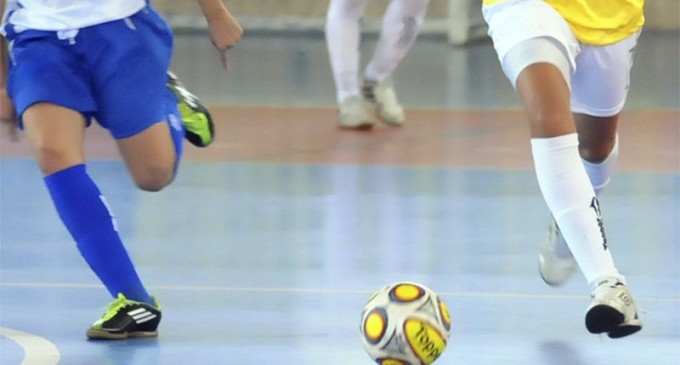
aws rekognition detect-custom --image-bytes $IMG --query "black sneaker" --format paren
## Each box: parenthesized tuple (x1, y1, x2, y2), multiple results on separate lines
(86, 293, 162, 340)
(166, 71, 215, 147)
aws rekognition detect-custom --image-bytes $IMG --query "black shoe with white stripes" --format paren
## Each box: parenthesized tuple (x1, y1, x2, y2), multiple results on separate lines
(86, 293, 161, 340)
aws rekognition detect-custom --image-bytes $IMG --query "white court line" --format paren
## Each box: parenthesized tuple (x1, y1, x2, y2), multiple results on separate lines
(1, 281, 678, 303)
(0, 327, 61, 365)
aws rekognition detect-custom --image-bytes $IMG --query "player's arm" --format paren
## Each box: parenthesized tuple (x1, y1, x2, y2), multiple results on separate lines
(195, 0, 243, 70)
(0, 0, 18, 140)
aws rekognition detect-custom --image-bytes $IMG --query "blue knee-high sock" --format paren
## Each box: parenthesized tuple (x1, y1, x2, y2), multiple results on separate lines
(44, 164, 153, 304)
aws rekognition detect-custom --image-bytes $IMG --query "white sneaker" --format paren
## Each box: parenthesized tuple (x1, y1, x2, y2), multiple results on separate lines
(338, 95, 377, 130)
(538, 219, 577, 286)
(585, 277, 643, 338)
(362, 79, 405, 126)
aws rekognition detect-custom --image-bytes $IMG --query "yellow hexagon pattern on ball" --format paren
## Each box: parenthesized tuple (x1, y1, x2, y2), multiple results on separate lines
(389, 283, 425, 303)
(363, 308, 388, 344)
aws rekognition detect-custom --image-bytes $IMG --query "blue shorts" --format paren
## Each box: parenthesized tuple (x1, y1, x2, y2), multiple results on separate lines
(5, 6, 179, 139)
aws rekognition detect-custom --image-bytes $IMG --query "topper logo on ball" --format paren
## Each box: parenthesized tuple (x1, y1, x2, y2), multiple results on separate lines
(404, 319, 446, 364)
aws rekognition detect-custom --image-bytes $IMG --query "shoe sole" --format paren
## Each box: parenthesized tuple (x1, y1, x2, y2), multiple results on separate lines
(338, 113, 376, 130)
(608, 320, 643, 339)
(377, 117, 404, 127)
(339, 123, 374, 130)
(184, 103, 215, 148)
(538, 272, 563, 287)
(376, 109, 404, 127)
(585, 305, 642, 338)
(86, 329, 158, 340)
(586, 304, 623, 334)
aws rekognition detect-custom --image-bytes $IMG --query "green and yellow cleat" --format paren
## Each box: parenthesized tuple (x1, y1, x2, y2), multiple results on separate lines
(166, 71, 215, 147)
(86, 293, 162, 340)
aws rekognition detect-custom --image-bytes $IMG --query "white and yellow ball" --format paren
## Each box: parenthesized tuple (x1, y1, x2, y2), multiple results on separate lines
(360, 282, 452, 365)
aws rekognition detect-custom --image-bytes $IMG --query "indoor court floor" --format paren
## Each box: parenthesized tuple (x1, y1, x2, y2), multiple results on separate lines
(1, 29, 679, 365)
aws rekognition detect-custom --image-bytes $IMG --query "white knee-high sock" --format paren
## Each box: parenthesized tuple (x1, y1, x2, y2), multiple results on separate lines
(582, 135, 619, 196)
(531, 134, 625, 286)
(326, 0, 370, 103)
(364, 0, 430, 83)
(551, 136, 618, 258)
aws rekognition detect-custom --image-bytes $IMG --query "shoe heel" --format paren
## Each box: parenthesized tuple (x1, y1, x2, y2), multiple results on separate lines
(585, 304, 624, 334)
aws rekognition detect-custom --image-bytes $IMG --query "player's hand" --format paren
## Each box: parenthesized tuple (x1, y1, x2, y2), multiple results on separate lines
(206, 11, 243, 71)
(0, 88, 19, 141)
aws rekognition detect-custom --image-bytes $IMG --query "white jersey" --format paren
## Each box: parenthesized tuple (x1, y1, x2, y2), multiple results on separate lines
(2, 0, 147, 33)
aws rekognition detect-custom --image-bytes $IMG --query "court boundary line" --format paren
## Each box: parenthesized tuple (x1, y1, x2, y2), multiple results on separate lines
(1, 281, 678, 303)
(0, 327, 61, 365)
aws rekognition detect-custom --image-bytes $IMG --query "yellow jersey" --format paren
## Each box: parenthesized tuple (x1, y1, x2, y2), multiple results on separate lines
(482, 0, 645, 45)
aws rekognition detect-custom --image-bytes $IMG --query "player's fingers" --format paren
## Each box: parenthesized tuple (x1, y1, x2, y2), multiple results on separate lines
(219, 48, 229, 71)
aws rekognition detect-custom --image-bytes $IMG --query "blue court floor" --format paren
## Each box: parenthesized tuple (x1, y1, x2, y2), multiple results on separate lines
(1, 30, 679, 365)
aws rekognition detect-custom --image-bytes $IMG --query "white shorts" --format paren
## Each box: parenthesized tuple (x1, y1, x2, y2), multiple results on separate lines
(483, 0, 641, 117)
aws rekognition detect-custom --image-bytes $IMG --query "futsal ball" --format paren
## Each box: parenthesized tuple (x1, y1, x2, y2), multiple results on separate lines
(360, 282, 452, 365)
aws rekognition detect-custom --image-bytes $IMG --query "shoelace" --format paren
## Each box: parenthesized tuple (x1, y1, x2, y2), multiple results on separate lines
(99, 294, 132, 322)
(174, 87, 199, 109)
(168, 76, 200, 109)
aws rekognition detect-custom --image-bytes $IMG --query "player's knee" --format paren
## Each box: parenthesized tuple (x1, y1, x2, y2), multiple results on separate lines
(579, 141, 615, 163)
(526, 107, 572, 136)
(33, 145, 82, 175)
(132, 167, 174, 192)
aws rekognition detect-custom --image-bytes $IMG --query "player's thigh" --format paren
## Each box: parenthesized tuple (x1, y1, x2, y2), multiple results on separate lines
(570, 32, 639, 161)
(571, 31, 641, 117)
(81, 8, 178, 190)
(483, 0, 580, 88)
(87, 7, 174, 141)
(515, 62, 575, 137)
(6, 31, 91, 174)
(22, 103, 87, 175)
(117, 121, 176, 192)
(6, 30, 98, 118)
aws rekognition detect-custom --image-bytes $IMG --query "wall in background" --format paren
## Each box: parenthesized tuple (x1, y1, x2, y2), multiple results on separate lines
(154, 0, 679, 31)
